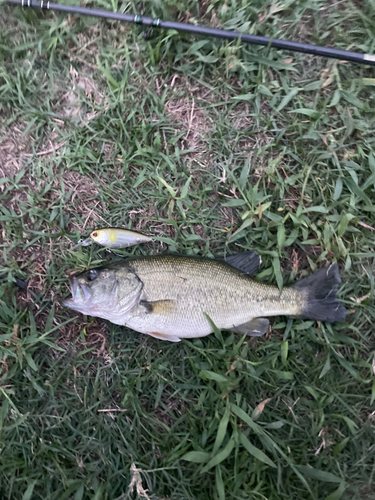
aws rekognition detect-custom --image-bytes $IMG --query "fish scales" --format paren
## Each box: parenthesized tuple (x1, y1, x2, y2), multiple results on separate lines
(125, 255, 303, 338)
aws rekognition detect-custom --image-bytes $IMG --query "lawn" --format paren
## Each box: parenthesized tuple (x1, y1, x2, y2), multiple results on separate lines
(1, 0, 375, 499)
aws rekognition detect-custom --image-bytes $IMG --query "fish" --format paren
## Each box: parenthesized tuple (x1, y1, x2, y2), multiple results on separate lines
(89, 228, 152, 249)
(63, 252, 346, 342)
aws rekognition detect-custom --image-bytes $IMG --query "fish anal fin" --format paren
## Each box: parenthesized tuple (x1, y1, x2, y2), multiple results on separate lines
(146, 331, 181, 342)
(230, 318, 270, 337)
(225, 251, 261, 277)
(140, 299, 176, 315)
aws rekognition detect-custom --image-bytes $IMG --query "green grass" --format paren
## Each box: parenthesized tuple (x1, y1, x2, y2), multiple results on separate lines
(1, 0, 375, 499)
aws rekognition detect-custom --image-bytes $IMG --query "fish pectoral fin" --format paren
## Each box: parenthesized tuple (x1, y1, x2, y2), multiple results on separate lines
(225, 250, 261, 277)
(146, 331, 181, 342)
(230, 318, 270, 337)
(140, 299, 176, 315)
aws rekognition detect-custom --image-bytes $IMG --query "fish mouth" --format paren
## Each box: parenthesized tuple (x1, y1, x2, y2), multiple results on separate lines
(63, 276, 91, 309)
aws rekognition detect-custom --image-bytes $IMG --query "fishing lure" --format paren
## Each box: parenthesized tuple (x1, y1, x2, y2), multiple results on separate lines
(72, 228, 152, 250)
(89, 228, 152, 249)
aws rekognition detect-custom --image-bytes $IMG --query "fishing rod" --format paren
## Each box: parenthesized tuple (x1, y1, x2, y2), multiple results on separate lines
(6, 0, 375, 66)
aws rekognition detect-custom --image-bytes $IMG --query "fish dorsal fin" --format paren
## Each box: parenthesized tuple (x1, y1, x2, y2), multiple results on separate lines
(145, 331, 181, 342)
(230, 318, 269, 337)
(140, 299, 176, 315)
(225, 251, 261, 277)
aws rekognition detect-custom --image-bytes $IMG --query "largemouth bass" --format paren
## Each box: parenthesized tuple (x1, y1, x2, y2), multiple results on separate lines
(63, 253, 346, 342)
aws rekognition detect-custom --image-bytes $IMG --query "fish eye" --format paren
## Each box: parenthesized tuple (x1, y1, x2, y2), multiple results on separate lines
(92, 232, 98, 238)
(87, 269, 98, 281)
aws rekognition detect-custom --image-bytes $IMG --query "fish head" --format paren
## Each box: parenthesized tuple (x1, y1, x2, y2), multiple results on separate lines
(63, 264, 143, 321)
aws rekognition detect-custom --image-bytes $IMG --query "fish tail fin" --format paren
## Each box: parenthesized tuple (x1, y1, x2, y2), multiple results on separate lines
(292, 264, 346, 323)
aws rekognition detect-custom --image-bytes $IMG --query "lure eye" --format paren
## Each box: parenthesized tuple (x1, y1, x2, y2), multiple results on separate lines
(87, 269, 98, 281)
(92, 232, 98, 238)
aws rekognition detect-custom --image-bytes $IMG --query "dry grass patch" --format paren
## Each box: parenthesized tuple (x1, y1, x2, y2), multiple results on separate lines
(0, 122, 33, 179)
(53, 169, 106, 232)
(162, 75, 215, 162)
(165, 96, 213, 156)
(229, 102, 253, 130)
(50, 315, 109, 360)
(5, 243, 63, 325)
(57, 66, 108, 123)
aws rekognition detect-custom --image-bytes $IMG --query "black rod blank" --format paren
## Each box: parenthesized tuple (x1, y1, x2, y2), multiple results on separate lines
(7, 0, 375, 67)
